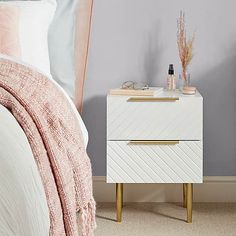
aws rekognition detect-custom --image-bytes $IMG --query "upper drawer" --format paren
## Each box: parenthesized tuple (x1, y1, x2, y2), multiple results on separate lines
(107, 95, 203, 140)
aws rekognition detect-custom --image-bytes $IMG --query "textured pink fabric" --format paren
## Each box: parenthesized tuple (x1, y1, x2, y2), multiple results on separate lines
(0, 59, 96, 236)
(0, 6, 21, 57)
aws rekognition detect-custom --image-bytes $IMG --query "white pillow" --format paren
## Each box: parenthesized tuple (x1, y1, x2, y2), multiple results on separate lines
(48, 0, 79, 98)
(0, 1, 56, 77)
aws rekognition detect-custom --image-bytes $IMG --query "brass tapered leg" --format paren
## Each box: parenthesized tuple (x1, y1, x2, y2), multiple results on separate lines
(121, 183, 124, 208)
(116, 183, 123, 222)
(186, 183, 193, 223)
(183, 184, 187, 208)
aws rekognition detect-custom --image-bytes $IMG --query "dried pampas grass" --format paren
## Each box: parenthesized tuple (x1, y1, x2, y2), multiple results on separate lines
(177, 11, 195, 81)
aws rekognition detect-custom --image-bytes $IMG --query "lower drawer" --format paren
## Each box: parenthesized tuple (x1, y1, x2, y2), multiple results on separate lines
(107, 141, 203, 183)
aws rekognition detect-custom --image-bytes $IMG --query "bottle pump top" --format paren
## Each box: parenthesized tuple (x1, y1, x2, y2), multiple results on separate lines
(168, 64, 174, 75)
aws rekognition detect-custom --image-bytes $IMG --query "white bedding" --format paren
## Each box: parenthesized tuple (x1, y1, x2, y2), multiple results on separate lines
(0, 0, 57, 76)
(0, 57, 88, 235)
(0, 105, 50, 236)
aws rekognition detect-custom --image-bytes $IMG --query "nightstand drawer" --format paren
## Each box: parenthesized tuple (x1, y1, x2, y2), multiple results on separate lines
(107, 96, 202, 140)
(107, 141, 203, 183)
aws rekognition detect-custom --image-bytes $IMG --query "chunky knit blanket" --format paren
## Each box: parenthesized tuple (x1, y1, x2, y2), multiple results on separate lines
(0, 59, 96, 236)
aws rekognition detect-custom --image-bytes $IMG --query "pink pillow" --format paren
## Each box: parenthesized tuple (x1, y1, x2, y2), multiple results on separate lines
(0, 5, 21, 57)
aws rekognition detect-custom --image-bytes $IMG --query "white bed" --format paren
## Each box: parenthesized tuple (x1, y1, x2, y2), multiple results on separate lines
(0, 105, 50, 236)
(0, 58, 89, 235)
(0, 0, 93, 234)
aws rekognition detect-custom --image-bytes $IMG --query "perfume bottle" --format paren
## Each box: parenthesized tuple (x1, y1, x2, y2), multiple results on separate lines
(166, 64, 176, 91)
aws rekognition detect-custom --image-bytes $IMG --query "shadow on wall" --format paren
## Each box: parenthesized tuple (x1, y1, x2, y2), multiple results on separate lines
(195, 45, 236, 175)
(83, 95, 106, 175)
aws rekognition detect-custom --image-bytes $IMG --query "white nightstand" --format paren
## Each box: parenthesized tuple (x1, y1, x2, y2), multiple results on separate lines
(106, 88, 203, 223)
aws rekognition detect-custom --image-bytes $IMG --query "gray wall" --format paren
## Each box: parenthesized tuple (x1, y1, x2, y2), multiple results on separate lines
(83, 0, 236, 176)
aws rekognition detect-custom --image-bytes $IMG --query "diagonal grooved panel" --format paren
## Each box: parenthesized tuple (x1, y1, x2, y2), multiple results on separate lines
(107, 96, 203, 140)
(107, 141, 203, 183)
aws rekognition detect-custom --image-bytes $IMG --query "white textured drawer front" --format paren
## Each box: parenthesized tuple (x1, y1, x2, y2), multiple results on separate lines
(107, 141, 203, 183)
(107, 96, 202, 140)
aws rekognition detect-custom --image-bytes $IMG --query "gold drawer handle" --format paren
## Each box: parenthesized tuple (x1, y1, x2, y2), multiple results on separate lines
(128, 141, 179, 145)
(127, 97, 179, 102)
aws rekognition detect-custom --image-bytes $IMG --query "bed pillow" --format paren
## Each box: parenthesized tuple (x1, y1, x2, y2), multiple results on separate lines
(0, 5, 21, 57)
(48, 0, 80, 98)
(0, 1, 56, 76)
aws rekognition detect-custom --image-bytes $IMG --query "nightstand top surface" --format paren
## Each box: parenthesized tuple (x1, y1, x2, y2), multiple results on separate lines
(108, 88, 202, 98)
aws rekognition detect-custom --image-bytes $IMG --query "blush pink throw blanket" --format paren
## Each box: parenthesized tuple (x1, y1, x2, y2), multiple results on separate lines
(0, 59, 96, 236)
